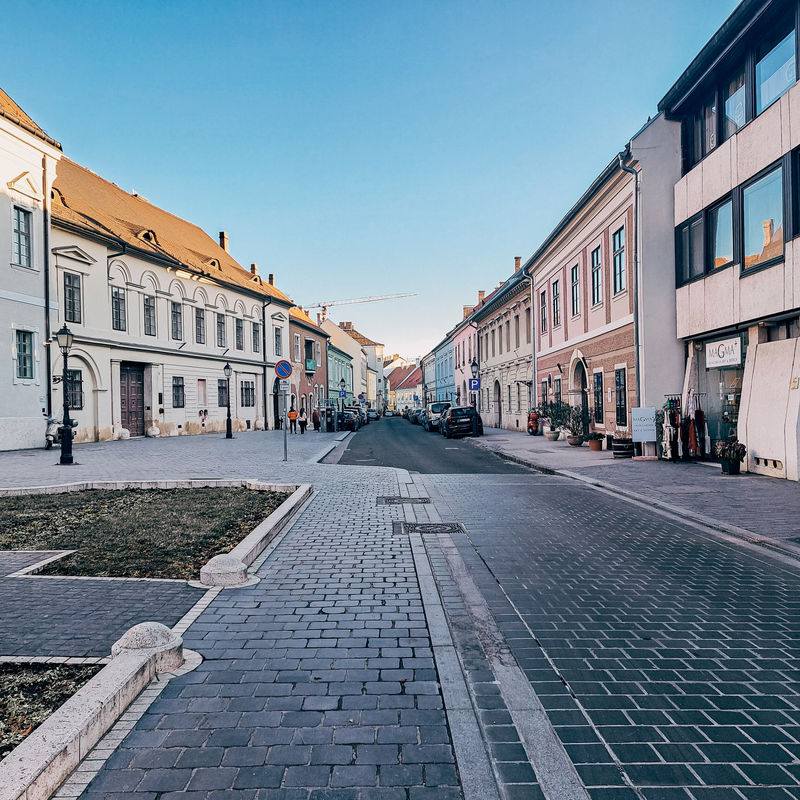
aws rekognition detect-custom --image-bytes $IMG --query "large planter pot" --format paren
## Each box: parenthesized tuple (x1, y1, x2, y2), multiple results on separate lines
(566, 435, 583, 447)
(721, 459, 741, 475)
(544, 430, 560, 442)
(589, 439, 603, 452)
(612, 438, 634, 459)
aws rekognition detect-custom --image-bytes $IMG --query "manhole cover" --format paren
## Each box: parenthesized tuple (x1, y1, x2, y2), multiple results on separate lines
(405, 522, 463, 534)
(377, 496, 431, 505)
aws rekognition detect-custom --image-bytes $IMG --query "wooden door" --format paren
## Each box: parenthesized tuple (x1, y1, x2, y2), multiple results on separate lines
(120, 363, 145, 436)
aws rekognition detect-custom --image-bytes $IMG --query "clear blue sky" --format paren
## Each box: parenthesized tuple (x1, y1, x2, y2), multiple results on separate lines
(3, 0, 738, 358)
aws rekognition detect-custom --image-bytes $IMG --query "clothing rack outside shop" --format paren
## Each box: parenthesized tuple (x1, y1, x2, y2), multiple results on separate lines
(662, 391, 710, 462)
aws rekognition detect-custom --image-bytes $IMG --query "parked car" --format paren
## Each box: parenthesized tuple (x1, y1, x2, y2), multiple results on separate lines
(367, 409, 380, 420)
(410, 408, 423, 425)
(423, 401, 451, 432)
(339, 410, 360, 431)
(346, 405, 367, 426)
(440, 406, 483, 438)
(417, 409, 428, 428)
(384, 409, 395, 417)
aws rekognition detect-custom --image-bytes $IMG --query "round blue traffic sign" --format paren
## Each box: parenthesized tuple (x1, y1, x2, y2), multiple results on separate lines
(275, 360, 292, 378)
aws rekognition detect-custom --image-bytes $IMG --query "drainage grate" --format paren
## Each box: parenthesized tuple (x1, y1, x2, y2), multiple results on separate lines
(377, 496, 431, 505)
(404, 522, 463, 534)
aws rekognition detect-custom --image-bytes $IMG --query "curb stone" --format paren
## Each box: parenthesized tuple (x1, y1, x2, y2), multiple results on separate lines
(0, 626, 197, 800)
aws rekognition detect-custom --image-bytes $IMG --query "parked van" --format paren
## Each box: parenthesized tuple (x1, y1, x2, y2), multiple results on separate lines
(423, 401, 451, 432)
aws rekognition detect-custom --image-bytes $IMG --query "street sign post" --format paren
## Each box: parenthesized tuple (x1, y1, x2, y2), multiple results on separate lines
(339, 390, 347, 398)
(275, 361, 292, 461)
(468, 378, 480, 391)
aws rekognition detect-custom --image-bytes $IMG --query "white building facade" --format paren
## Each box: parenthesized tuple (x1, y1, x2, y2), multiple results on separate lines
(0, 90, 62, 449)
(49, 158, 292, 441)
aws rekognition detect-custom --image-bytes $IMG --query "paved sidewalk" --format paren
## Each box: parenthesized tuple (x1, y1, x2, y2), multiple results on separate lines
(469, 428, 800, 545)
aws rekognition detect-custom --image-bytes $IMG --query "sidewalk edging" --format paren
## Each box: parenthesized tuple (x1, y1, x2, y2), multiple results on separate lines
(474, 442, 800, 561)
(0, 638, 199, 800)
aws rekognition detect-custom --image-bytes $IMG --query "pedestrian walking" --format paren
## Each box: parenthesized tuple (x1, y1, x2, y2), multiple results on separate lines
(298, 406, 307, 434)
(312, 407, 321, 431)
(288, 408, 298, 434)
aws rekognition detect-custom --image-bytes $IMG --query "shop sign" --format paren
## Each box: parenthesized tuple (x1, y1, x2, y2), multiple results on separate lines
(705, 337, 741, 369)
(631, 407, 657, 442)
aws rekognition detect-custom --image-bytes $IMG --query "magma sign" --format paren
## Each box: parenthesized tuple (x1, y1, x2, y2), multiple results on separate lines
(705, 337, 741, 369)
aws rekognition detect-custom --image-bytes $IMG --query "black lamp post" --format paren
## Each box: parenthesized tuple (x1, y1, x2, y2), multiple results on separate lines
(223, 362, 233, 439)
(55, 324, 74, 465)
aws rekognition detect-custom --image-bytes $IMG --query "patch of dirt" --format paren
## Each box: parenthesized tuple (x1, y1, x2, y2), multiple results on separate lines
(0, 663, 102, 760)
(0, 487, 289, 579)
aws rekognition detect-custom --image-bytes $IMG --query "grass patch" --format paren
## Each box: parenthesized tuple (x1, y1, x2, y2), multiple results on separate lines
(0, 663, 103, 760)
(0, 487, 289, 579)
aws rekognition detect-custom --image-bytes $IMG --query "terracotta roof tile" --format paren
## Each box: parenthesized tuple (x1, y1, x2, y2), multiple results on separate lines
(290, 306, 328, 333)
(0, 87, 60, 149)
(52, 158, 290, 303)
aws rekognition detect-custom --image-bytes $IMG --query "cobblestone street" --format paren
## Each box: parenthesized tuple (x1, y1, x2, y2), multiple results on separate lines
(1, 427, 799, 799)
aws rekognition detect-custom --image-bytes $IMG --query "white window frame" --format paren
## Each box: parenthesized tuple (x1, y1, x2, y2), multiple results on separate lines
(274, 326, 283, 357)
(12, 326, 39, 385)
(11, 204, 34, 271)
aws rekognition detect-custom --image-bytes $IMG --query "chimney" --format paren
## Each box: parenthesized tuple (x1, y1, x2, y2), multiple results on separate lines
(317, 313, 322, 325)
(219, 231, 229, 252)
(268, 273, 274, 285)
(250, 263, 258, 275)
(763, 219, 774, 247)
(478, 290, 485, 303)
(462, 305, 474, 319)
(514, 256, 521, 271)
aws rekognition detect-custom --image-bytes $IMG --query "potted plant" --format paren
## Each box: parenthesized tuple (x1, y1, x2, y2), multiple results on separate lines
(563, 405, 586, 447)
(543, 402, 565, 441)
(612, 430, 634, 458)
(714, 435, 746, 475)
(587, 431, 604, 452)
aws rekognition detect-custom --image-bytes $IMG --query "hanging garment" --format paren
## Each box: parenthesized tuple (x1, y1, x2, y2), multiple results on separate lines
(688, 419, 698, 457)
(662, 422, 673, 460)
(695, 407, 706, 456)
(686, 388, 697, 419)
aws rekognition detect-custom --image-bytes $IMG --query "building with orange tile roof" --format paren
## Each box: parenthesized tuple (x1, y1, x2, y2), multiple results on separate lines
(0, 88, 62, 449)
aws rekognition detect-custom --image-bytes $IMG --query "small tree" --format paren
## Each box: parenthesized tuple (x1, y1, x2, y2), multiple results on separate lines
(562, 404, 586, 437)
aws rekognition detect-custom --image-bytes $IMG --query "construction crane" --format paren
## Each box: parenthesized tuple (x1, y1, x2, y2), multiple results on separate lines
(304, 292, 418, 321)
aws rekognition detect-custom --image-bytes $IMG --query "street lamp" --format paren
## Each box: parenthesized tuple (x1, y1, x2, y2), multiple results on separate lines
(223, 362, 233, 439)
(54, 324, 74, 465)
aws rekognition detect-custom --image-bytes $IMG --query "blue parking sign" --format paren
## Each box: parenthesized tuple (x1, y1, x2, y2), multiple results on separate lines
(468, 378, 480, 391)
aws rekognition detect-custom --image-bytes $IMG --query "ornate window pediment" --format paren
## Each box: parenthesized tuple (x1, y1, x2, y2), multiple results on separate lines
(7, 171, 42, 201)
(51, 245, 97, 266)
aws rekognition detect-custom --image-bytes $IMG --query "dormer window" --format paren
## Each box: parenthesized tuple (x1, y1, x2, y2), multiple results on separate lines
(138, 229, 157, 244)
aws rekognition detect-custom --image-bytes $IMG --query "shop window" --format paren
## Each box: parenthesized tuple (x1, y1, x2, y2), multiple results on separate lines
(540, 380, 547, 407)
(708, 198, 733, 270)
(743, 166, 783, 270)
(756, 27, 796, 115)
(553, 378, 561, 405)
(593, 372, 604, 423)
(615, 368, 627, 426)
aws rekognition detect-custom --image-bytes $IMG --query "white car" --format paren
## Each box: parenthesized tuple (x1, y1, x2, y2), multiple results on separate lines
(384, 409, 395, 417)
